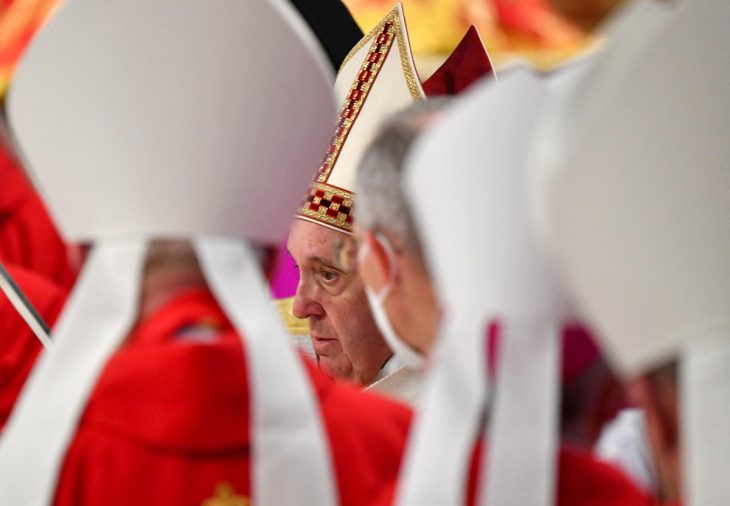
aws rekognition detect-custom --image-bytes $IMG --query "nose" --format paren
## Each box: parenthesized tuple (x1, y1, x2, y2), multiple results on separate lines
(291, 278, 325, 320)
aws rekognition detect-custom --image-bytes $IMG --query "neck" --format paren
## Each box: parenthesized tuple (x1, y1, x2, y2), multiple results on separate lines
(139, 266, 206, 319)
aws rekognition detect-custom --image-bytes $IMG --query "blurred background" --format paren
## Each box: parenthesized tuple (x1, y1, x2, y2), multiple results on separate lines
(344, 0, 626, 73)
(1, 0, 627, 97)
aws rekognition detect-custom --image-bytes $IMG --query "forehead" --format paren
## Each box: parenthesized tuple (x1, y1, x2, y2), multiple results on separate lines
(287, 219, 348, 264)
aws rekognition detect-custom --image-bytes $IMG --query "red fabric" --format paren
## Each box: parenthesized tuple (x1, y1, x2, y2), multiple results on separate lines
(0, 263, 66, 428)
(465, 440, 653, 506)
(0, 141, 75, 290)
(422, 26, 495, 97)
(372, 438, 650, 506)
(53, 289, 411, 506)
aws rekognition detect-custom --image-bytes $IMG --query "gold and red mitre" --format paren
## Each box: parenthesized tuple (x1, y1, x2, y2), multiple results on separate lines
(296, 4, 495, 234)
(295, 3, 425, 234)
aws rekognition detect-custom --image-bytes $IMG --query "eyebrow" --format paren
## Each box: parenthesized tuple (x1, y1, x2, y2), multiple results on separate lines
(286, 248, 339, 269)
(309, 256, 343, 271)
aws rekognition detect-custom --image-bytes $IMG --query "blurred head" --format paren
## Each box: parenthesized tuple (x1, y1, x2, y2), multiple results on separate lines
(287, 219, 392, 385)
(140, 239, 277, 320)
(140, 240, 206, 319)
(354, 100, 447, 364)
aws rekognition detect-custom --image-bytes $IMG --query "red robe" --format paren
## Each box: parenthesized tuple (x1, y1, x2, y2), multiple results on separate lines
(0, 141, 75, 290)
(0, 263, 66, 428)
(53, 289, 411, 506)
(464, 441, 653, 506)
(372, 438, 652, 505)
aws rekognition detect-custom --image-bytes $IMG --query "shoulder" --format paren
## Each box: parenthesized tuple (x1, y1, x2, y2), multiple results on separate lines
(305, 358, 413, 441)
(304, 360, 413, 506)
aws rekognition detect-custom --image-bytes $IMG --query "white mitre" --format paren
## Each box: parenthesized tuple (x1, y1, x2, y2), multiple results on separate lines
(0, 1, 338, 505)
(541, 0, 730, 504)
(295, 3, 425, 235)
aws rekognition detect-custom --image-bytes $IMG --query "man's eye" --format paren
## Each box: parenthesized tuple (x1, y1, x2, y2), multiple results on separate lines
(320, 270, 339, 282)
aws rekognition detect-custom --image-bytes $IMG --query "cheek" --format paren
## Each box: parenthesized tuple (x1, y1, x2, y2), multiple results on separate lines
(331, 295, 381, 352)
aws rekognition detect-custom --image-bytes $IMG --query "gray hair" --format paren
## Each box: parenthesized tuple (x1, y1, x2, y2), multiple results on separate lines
(355, 98, 449, 253)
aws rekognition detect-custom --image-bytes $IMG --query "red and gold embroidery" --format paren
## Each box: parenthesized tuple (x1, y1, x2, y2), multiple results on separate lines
(316, 18, 396, 184)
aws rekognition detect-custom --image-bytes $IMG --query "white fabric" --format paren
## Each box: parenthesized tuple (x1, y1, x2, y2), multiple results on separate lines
(595, 409, 657, 493)
(399, 69, 567, 506)
(8, 0, 334, 244)
(406, 71, 567, 317)
(366, 365, 424, 408)
(531, 0, 675, 247)
(482, 322, 560, 506)
(396, 308, 490, 505)
(290, 333, 316, 360)
(683, 335, 730, 505)
(324, 3, 425, 194)
(544, 0, 729, 372)
(377, 354, 405, 380)
(195, 238, 337, 506)
(540, 0, 730, 503)
(364, 287, 426, 370)
(0, 241, 148, 505)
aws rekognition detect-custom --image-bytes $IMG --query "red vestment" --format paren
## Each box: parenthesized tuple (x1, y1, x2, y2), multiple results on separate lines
(373, 440, 653, 505)
(0, 142, 75, 290)
(465, 441, 654, 506)
(0, 263, 66, 428)
(53, 289, 411, 506)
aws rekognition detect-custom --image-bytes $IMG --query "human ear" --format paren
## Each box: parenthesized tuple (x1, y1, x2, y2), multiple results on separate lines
(361, 231, 394, 292)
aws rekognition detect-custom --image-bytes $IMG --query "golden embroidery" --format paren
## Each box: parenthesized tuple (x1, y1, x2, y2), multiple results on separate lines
(299, 182, 354, 232)
(315, 19, 395, 184)
(394, 14, 426, 102)
(201, 482, 250, 506)
(339, 7, 392, 70)
(340, 6, 424, 101)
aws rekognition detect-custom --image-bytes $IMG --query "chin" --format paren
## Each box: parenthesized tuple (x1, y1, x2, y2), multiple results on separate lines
(317, 357, 352, 383)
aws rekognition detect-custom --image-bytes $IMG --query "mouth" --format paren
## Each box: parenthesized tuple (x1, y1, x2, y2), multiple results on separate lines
(310, 334, 339, 354)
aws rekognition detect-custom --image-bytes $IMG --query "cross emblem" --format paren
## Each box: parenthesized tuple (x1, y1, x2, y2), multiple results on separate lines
(201, 482, 250, 506)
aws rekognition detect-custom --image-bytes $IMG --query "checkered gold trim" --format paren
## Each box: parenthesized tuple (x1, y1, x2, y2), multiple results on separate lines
(299, 182, 354, 232)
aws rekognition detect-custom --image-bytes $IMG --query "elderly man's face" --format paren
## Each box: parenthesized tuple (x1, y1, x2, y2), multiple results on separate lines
(287, 219, 392, 385)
